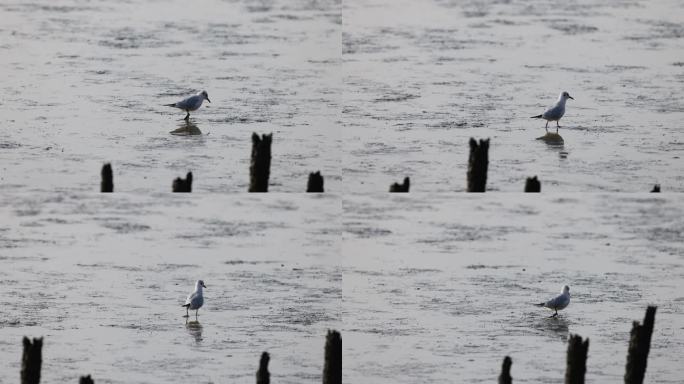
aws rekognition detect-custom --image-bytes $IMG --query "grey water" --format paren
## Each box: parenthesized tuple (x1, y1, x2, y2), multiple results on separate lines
(0, 194, 341, 383)
(342, 0, 684, 192)
(343, 194, 684, 382)
(0, 0, 341, 192)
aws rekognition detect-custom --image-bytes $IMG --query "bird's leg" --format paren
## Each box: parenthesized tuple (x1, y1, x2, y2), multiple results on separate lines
(545, 121, 549, 132)
(556, 121, 560, 134)
(184, 111, 190, 121)
(185, 307, 189, 317)
(195, 309, 199, 318)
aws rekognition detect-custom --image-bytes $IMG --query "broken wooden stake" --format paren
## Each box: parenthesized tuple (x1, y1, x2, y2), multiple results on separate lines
(498, 356, 512, 384)
(256, 352, 270, 384)
(389, 177, 410, 192)
(101, 163, 113, 193)
(249, 133, 272, 192)
(565, 334, 589, 384)
(525, 176, 541, 192)
(307, 171, 324, 192)
(467, 138, 489, 192)
(172, 172, 193, 192)
(323, 330, 342, 384)
(21, 337, 42, 384)
(625, 306, 657, 384)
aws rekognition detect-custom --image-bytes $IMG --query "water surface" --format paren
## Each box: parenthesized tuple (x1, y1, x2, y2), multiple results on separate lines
(0, 193, 341, 383)
(343, 194, 684, 382)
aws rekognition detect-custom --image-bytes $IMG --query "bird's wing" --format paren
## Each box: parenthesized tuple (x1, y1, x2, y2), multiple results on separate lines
(174, 95, 199, 110)
(546, 294, 565, 308)
(184, 292, 197, 306)
(542, 104, 563, 120)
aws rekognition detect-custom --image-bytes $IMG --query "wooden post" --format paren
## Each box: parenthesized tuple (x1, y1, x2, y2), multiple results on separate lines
(323, 330, 342, 384)
(79, 375, 94, 384)
(101, 163, 113, 193)
(249, 133, 272, 192)
(565, 334, 589, 384)
(524, 176, 541, 192)
(467, 138, 489, 192)
(498, 356, 512, 384)
(307, 171, 324, 192)
(625, 306, 657, 384)
(389, 177, 410, 192)
(172, 172, 193, 192)
(21, 337, 42, 384)
(650, 184, 660, 193)
(256, 352, 269, 384)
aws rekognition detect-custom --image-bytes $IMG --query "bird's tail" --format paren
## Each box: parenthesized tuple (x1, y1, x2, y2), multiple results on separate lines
(530, 114, 542, 119)
(534, 302, 545, 307)
(181, 304, 190, 307)
(164, 103, 177, 107)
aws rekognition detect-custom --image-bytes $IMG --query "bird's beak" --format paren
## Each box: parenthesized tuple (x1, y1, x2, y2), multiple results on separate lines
(568, 96, 574, 100)
(203, 283, 207, 288)
(206, 97, 211, 103)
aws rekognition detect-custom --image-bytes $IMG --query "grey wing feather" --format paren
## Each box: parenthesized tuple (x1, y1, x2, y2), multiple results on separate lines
(546, 294, 569, 308)
(184, 292, 197, 306)
(185, 292, 204, 309)
(542, 104, 564, 120)
(175, 95, 202, 110)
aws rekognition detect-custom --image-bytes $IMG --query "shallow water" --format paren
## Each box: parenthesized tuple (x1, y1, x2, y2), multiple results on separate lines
(0, 0, 341, 192)
(343, 194, 684, 383)
(342, 0, 684, 192)
(0, 194, 341, 383)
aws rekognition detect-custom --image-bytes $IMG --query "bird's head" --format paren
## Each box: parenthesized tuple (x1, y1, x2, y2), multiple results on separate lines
(200, 90, 211, 103)
(198, 280, 207, 289)
(562, 285, 570, 294)
(561, 91, 574, 101)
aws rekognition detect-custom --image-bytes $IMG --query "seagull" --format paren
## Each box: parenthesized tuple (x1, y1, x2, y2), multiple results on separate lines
(182, 280, 206, 318)
(535, 285, 570, 317)
(531, 91, 574, 133)
(165, 91, 211, 120)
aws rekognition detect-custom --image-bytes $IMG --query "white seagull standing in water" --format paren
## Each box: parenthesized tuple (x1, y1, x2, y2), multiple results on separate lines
(535, 285, 570, 317)
(531, 91, 574, 133)
(182, 280, 206, 318)
(165, 90, 211, 120)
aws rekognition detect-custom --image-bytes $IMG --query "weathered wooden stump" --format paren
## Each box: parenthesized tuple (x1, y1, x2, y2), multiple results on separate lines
(79, 375, 95, 384)
(256, 352, 269, 384)
(101, 163, 113, 193)
(467, 138, 489, 192)
(323, 330, 342, 384)
(21, 337, 42, 384)
(565, 334, 589, 384)
(525, 176, 541, 192)
(650, 184, 660, 193)
(498, 356, 512, 384)
(307, 171, 324, 192)
(249, 133, 272, 192)
(625, 306, 657, 384)
(389, 177, 410, 192)
(172, 172, 193, 192)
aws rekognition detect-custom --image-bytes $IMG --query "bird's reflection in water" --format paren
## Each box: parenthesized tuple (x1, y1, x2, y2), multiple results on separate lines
(170, 120, 202, 136)
(185, 319, 203, 343)
(535, 132, 567, 159)
(538, 316, 570, 341)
